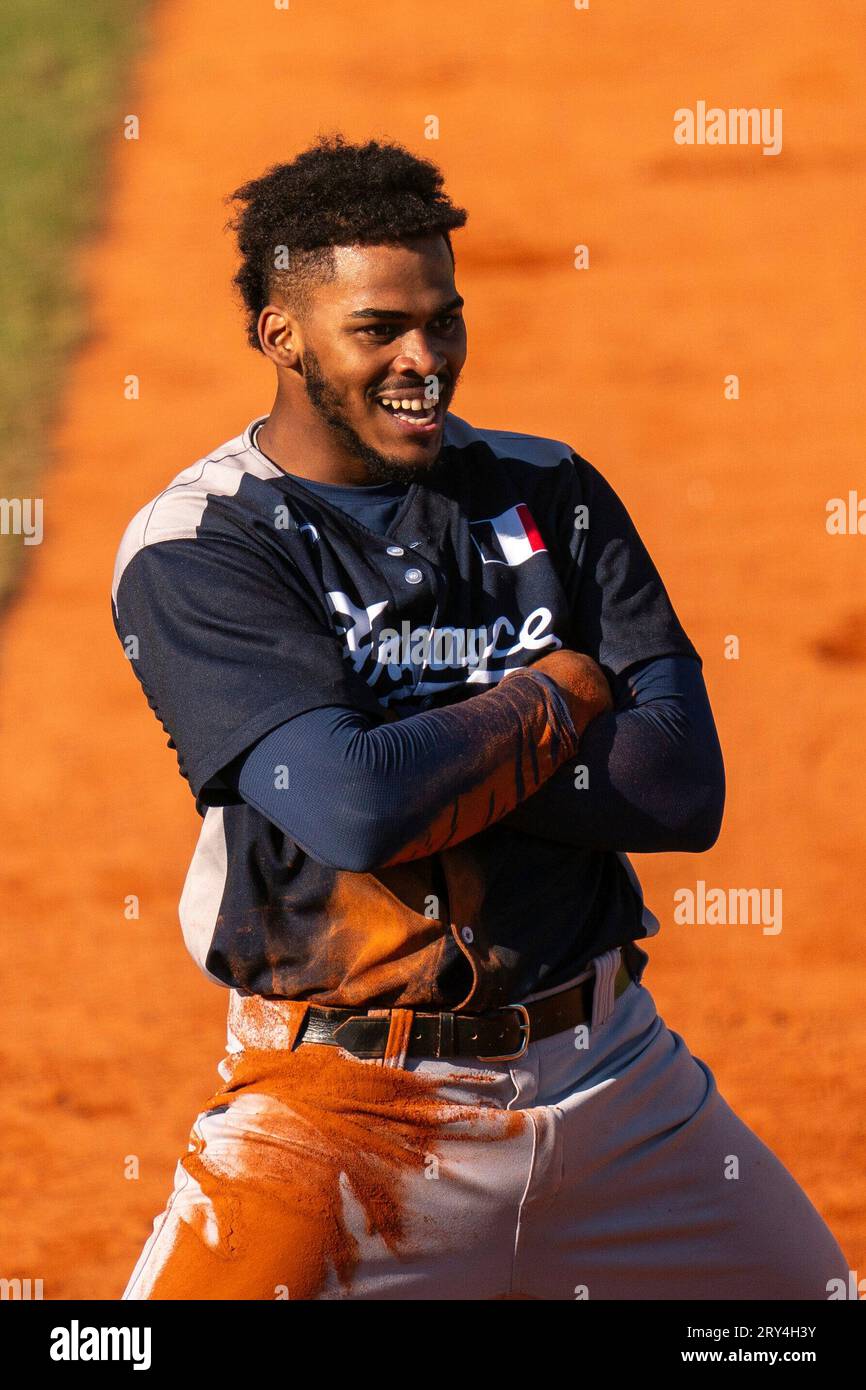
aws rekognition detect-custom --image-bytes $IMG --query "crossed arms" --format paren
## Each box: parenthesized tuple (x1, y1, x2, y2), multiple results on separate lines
(227, 647, 725, 872)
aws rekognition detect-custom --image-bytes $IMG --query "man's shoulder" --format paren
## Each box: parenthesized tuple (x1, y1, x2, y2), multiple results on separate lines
(442, 415, 614, 520)
(111, 419, 280, 603)
(443, 412, 579, 471)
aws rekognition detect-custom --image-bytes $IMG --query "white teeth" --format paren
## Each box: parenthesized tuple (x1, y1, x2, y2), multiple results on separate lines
(377, 397, 436, 423)
(379, 397, 434, 410)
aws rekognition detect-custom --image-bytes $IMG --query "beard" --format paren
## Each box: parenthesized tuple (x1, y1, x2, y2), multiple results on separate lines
(301, 346, 453, 486)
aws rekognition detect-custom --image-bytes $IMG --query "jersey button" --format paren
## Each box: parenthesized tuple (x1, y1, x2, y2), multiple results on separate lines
(461, 927, 475, 945)
(386, 544, 404, 556)
(404, 567, 424, 585)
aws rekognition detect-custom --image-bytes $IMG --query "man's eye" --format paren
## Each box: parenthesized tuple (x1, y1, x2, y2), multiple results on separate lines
(433, 315, 458, 331)
(359, 324, 396, 339)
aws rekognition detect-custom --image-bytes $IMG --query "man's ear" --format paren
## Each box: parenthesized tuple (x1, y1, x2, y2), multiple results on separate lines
(258, 305, 303, 370)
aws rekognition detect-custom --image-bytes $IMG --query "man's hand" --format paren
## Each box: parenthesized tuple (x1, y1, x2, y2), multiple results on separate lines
(497, 654, 726, 854)
(512, 648, 614, 738)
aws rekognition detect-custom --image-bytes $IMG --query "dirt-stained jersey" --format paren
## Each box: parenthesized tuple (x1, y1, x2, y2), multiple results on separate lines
(111, 412, 700, 1011)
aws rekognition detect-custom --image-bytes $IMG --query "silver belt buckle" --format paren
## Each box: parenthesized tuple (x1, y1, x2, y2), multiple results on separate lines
(485, 1004, 531, 1061)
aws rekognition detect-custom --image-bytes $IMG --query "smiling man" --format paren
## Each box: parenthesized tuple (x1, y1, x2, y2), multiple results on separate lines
(258, 239, 463, 482)
(112, 135, 849, 1301)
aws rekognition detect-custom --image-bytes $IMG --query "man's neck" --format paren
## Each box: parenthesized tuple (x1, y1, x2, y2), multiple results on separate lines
(254, 399, 373, 487)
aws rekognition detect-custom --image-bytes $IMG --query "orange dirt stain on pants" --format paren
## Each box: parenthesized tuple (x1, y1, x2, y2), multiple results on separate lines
(137, 1045, 525, 1300)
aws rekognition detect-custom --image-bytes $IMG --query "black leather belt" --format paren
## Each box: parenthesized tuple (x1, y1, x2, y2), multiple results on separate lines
(295, 952, 635, 1061)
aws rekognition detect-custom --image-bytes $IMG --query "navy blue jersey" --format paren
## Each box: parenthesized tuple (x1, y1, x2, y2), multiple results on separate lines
(111, 412, 701, 1011)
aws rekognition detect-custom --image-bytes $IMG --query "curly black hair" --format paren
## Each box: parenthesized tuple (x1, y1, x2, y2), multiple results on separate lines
(224, 134, 468, 352)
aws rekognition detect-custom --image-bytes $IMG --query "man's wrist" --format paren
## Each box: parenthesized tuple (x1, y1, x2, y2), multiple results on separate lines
(502, 666, 584, 745)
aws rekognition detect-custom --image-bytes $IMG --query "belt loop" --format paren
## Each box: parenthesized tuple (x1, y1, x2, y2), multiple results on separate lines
(437, 1010, 455, 1058)
(369, 1008, 415, 1069)
(285, 1000, 310, 1051)
(385, 1008, 415, 1069)
(590, 949, 621, 1030)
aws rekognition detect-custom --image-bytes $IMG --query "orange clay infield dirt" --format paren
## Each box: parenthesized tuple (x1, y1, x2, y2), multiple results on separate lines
(1, 0, 864, 1299)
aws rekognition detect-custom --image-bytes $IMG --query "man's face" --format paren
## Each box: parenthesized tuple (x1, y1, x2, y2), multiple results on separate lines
(297, 235, 467, 484)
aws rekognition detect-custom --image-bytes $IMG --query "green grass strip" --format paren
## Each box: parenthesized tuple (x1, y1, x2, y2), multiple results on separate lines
(0, 0, 151, 605)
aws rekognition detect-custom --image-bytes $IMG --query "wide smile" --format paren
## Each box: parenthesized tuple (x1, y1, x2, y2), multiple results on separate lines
(373, 388, 445, 436)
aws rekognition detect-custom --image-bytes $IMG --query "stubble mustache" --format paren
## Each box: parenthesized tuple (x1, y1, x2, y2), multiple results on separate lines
(301, 346, 458, 486)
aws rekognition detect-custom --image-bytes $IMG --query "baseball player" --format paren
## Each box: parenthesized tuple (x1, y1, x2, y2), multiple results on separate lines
(112, 136, 850, 1300)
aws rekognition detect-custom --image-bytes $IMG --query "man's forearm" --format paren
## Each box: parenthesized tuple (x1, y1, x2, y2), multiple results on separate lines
(235, 667, 584, 871)
(498, 655, 725, 853)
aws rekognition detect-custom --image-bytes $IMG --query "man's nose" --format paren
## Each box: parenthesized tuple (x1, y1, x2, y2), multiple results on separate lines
(391, 332, 446, 379)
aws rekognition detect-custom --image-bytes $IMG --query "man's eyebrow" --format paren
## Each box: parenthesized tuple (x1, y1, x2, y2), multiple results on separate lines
(347, 295, 464, 321)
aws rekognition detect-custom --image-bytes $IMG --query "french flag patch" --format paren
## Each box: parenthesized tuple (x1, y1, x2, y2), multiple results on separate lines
(469, 503, 547, 567)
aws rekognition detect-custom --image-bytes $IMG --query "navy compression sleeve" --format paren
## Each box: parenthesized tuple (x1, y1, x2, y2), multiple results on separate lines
(233, 669, 582, 872)
(499, 654, 725, 852)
